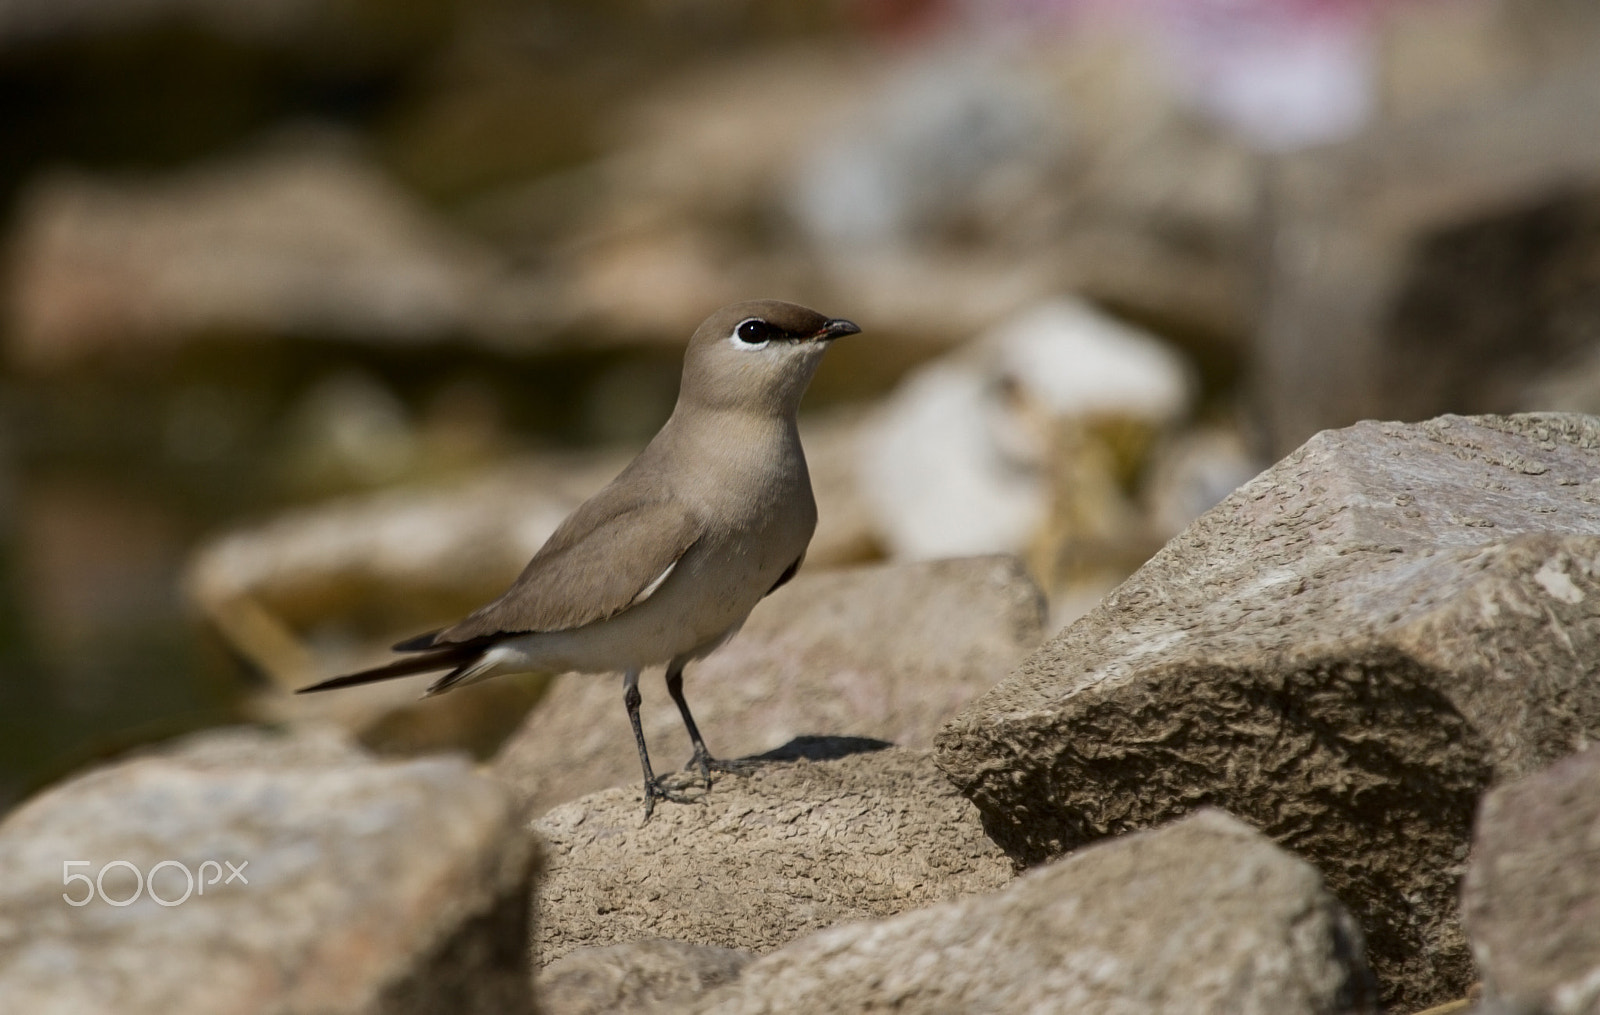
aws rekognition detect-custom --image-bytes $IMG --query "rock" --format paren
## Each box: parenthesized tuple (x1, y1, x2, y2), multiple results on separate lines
(4, 137, 517, 372)
(858, 355, 1046, 561)
(538, 939, 753, 1015)
(1141, 423, 1264, 542)
(533, 746, 1013, 966)
(935, 413, 1600, 1012)
(692, 809, 1377, 1015)
(1462, 747, 1600, 1015)
(985, 299, 1196, 424)
(1256, 69, 1600, 456)
(0, 726, 537, 1015)
(857, 298, 1193, 595)
(492, 556, 1044, 818)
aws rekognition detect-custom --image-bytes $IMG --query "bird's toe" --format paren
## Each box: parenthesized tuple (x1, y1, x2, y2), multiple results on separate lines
(640, 773, 705, 820)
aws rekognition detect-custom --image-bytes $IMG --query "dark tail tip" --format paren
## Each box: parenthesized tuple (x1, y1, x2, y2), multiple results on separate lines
(295, 645, 467, 694)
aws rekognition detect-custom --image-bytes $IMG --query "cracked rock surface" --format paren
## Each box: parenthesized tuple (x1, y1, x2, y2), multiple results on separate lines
(691, 810, 1376, 1015)
(0, 727, 538, 1015)
(532, 745, 1012, 967)
(936, 413, 1600, 1011)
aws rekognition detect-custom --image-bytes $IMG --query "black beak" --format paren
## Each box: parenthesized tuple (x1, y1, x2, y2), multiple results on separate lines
(815, 318, 861, 341)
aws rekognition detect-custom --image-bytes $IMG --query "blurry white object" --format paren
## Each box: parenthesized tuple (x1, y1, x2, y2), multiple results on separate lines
(986, 299, 1193, 422)
(859, 362, 1047, 560)
(859, 297, 1195, 561)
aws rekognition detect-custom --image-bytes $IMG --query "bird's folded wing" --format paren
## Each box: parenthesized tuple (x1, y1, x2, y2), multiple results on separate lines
(435, 496, 703, 641)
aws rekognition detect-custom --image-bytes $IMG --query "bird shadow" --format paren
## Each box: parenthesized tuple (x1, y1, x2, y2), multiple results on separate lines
(659, 735, 895, 793)
(740, 735, 895, 764)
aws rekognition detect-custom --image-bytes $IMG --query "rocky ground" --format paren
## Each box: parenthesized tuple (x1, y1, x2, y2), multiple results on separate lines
(3, 412, 1599, 1014)
(4, 2, 1600, 1013)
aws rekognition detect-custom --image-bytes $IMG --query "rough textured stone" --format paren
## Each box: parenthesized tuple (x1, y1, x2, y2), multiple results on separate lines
(538, 939, 753, 1015)
(692, 809, 1377, 1015)
(935, 413, 1600, 1012)
(0, 727, 537, 1015)
(494, 556, 1043, 818)
(533, 746, 1013, 967)
(1463, 747, 1600, 1015)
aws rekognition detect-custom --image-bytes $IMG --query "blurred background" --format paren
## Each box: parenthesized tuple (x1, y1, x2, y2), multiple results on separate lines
(1, 0, 1598, 811)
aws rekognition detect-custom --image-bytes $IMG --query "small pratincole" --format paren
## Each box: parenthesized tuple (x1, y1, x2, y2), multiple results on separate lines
(296, 300, 860, 818)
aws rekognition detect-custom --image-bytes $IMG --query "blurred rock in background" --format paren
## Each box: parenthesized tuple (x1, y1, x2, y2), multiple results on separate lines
(1257, 68, 1600, 456)
(858, 297, 1225, 625)
(6, 134, 519, 371)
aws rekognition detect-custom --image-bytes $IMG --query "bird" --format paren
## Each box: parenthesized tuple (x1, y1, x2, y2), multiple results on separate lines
(296, 299, 860, 818)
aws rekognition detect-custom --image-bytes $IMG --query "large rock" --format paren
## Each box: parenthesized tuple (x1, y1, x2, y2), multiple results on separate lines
(0, 727, 537, 1015)
(692, 809, 1377, 1015)
(1256, 68, 1600, 456)
(1462, 747, 1600, 1015)
(533, 746, 1013, 966)
(538, 939, 752, 1015)
(854, 297, 1206, 625)
(493, 556, 1044, 817)
(935, 413, 1600, 1011)
(5, 139, 516, 372)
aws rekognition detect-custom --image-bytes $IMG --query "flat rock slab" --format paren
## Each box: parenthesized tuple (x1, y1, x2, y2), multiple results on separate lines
(538, 939, 753, 1015)
(495, 556, 1043, 817)
(692, 809, 1377, 1015)
(533, 746, 1013, 966)
(1463, 747, 1600, 1015)
(935, 413, 1600, 1012)
(0, 727, 537, 1015)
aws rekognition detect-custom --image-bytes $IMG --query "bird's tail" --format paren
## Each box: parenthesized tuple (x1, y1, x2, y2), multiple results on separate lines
(295, 644, 479, 695)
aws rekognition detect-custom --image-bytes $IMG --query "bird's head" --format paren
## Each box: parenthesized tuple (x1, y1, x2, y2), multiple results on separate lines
(677, 300, 860, 417)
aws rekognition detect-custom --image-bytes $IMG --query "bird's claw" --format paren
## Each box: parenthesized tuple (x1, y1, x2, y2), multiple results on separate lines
(682, 751, 760, 788)
(640, 773, 704, 821)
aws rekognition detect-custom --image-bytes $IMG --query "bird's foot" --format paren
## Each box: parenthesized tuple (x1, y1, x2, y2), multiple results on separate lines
(682, 750, 761, 788)
(640, 772, 704, 821)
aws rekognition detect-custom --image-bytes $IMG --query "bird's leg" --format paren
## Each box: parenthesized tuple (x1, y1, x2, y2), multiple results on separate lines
(624, 668, 697, 820)
(623, 669, 660, 819)
(666, 660, 755, 788)
(664, 661, 713, 787)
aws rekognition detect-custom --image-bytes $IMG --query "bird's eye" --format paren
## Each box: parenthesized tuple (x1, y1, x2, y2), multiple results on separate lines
(735, 319, 771, 345)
